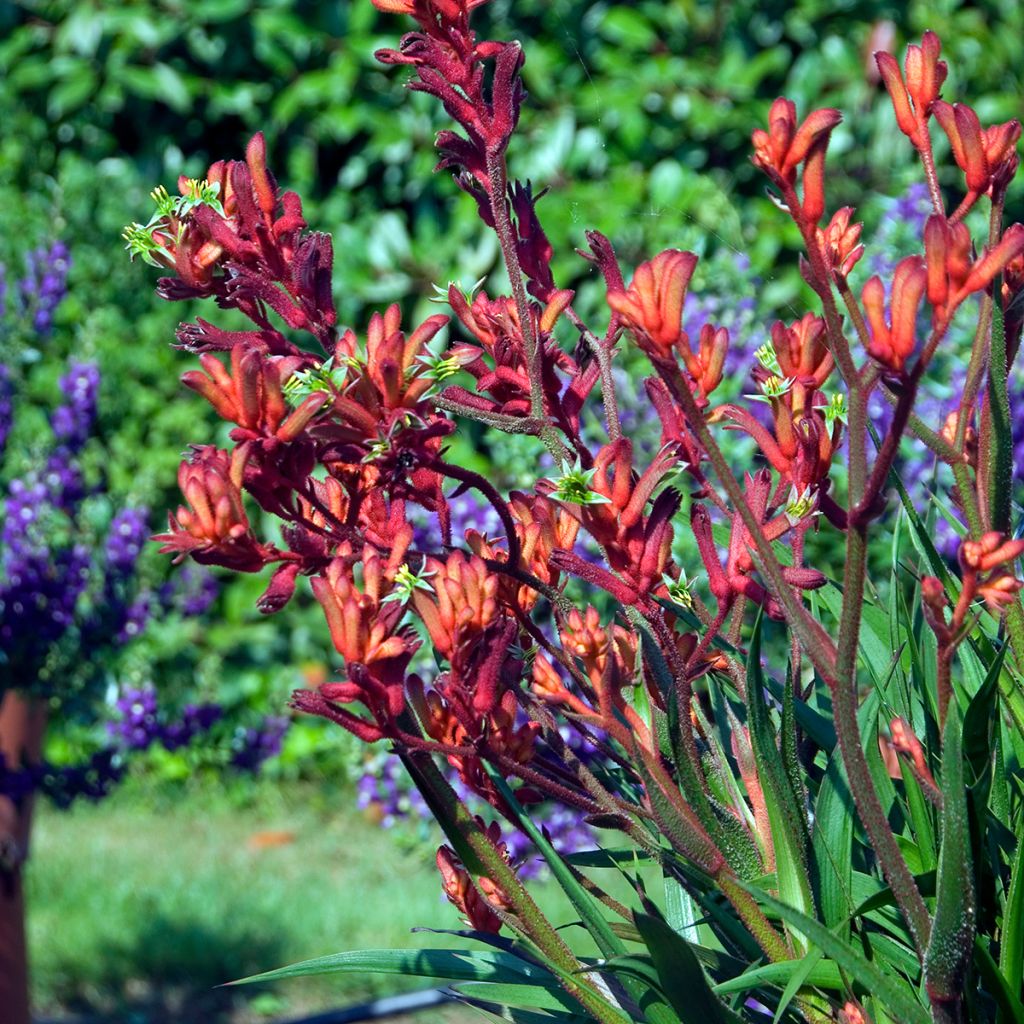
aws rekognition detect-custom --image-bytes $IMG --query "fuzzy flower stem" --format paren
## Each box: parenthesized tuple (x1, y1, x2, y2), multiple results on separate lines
(491, 753, 605, 817)
(875, 382, 960, 463)
(430, 457, 523, 568)
(852, 371, 922, 527)
(433, 396, 546, 435)
(976, 195, 1008, 534)
(401, 751, 632, 1024)
(917, 133, 946, 216)
(834, 343, 933, 964)
(835, 274, 873, 357)
(670, 374, 840, 679)
(791, 182, 935, 957)
(485, 150, 566, 465)
(566, 305, 622, 442)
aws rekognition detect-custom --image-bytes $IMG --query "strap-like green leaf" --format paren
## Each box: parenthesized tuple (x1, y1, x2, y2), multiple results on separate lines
(986, 290, 1012, 534)
(1000, 833, 1024, 1021)
(455, 980, 589, 1014)
(712, 958, 844, 995)
(924, 703, 976, 1008)
(737, 886, 930, 1024)
(227, 947, 555, 986)
(745, 613, 815, 949)
(975, 934, 1024, 1024)
(811, 752, 854, 938)
(456, 995, 593, 1023)
(633, 912, 744, 1024)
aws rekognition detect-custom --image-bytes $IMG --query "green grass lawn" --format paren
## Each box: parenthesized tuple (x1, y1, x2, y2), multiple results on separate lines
(26, 779, 495, 1023)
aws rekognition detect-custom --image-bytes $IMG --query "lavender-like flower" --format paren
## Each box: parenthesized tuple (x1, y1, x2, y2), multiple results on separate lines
(158, 564, 219, 617)
(412, 489, 504, 550)
(0, 472, 92, 666)
(230, 716, 290, 771)
(107, 685, 161, 750)
(51, 360, 100, 452)
(18, 241, 71, 339)
(106, 683, 223, 753)
(0, 749, 125, 809)
(106, 507, 150, 576)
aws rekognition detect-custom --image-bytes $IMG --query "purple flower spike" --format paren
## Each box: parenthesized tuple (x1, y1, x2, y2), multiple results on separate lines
(52, 360, 100, 452)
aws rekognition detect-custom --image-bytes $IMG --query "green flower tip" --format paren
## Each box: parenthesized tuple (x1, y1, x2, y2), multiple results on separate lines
(662, 569, 694, 609)
(382, 562, 436, 604)
(746, 374, 794, 404)
(548, 459, 610, 506)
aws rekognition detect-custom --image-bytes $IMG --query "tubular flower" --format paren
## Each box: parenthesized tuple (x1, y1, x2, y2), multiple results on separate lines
(318, 304, 451, 444)
(861, 255, 928, 374)
(467, 491, 579, 611)
(435, 845, 504, 933)
(182, 344, 323, 442)
(977, 574, 1024, 613)
(371, 0, 490, 28)
(815, 207, 864, 280)
(411, 551, 499, 659)
(373, 2, 523, 212)
(710, 316, 841, 495)
(443, 285, 577, 422)
(546, 440, 682, 604)
(956, 533, 1024, 615)
(559, 607, 610, 689)
(130, 134, 337, 348)
(311, 530, 417, 670)
(923, 217, 1024, 322)
(532, 654, 572, 704)
(692, 471, 826, 620)
(156, 446, 269, 571)
(839, 1001, 872, 1024)
(874, 31, 947, 149)
(554, 606, 650, 742)
(889, 718, 930, 778)
(960, 532, 1024, 574)
(751, 98, 842, 223)
(607, 250, 698, 355)
(962, 224, 1024, 295)
(681, 324, 729, 400)
(771, 313, 832, 392)
(932, 102, 1021, 196)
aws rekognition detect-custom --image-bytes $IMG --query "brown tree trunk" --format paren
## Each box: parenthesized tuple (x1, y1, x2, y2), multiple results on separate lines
(0, 691, 47, 1024)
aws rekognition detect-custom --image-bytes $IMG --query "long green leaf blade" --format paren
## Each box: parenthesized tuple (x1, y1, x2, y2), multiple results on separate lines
(924, 703, 976, 1011)
(228, 947, 555, 987)
(739, 886, 930, 1024)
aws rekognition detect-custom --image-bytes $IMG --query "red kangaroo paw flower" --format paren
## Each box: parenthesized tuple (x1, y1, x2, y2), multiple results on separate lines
(607, 249, 698, 355)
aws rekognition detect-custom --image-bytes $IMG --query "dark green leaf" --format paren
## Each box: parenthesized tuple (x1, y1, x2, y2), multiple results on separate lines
(739, 887, 930, 1024)
(744, 613, 815, 948)
(1000, 832, 1024, 1019)
(634, 912, 743, 1024)
(924, 704, 976, 1006)
(228, 948, 554, 987)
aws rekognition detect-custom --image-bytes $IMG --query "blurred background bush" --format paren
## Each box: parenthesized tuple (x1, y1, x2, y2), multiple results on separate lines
(2, 0, 1024, 1020)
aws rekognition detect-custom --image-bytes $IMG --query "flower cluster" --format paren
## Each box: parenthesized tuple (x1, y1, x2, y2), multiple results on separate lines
(135, 11, 1024, 1021)
(0, 749, 123, 810)
(106, 684, 223, 751)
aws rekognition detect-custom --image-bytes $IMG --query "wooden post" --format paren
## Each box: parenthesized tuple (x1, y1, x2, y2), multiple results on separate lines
(0, 691, 47, 1024)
